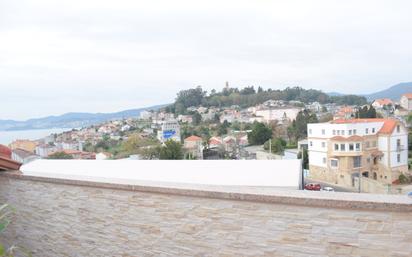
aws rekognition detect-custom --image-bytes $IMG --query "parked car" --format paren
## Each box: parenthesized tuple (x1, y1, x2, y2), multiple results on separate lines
(304, 183, 321, 191)
(322, 186, 335, 192)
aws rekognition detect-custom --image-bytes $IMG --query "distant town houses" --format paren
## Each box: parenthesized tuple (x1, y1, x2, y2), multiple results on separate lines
(177, 114, 193, 124)
(4, 89, 411, 171)
(254, 107, 301, 124)
(372, 98, 393, 110)
(333, 106, 356, 120)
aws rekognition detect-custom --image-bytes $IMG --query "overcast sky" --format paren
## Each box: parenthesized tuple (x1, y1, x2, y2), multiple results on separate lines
(1, 0, 412, 120)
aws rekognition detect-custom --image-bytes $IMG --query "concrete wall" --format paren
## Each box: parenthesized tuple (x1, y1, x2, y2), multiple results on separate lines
(0, 173, 411, 257)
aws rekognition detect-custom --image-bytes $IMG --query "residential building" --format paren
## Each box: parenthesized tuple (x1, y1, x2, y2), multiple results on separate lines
(372, 98, 393, 109)
(307, 118, 409, 189)
(177, 114, 193, 124)
(9, 139, 37, 153)
(183, 135, 204, 159)
(208, 137, 223, 149)
(255, 108, 301, 123)
(157, 119, 181, 143)
(400, 93, 412, 111)
(96, 152, 113, 160)
(35, 144, 57, 158)
(333, 106, 356, 120)
(11, 148, 40, 164)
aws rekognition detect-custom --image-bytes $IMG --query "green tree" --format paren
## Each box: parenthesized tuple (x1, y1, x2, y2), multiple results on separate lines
(48, 152, 73, 159)
(174, 86, 206, 114)
(159, 140, 184, 160)
(298, 148, 309, 169)
(287, 110, 318, 142)
(192, 112, 202, 125)
(248, 122, 273, 145)
(264, 137, 286, 154)
(355, 105, 377, 118)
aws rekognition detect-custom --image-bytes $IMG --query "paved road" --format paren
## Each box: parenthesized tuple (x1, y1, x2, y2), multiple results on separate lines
(304, 178, 357, 193)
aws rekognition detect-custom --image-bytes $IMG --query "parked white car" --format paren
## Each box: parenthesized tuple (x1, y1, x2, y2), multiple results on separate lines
(322, 187, 335, 192)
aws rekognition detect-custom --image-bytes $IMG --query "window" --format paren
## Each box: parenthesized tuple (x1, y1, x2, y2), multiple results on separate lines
(322, 157, 326, 164)
(309, 129, 312, 135)
(337, 130, 340, 135)
(372, 128, 375, 133)
(321, 142, 326, 148)
(353, 129, 357, 135)
(365, 128, 369, 134)
(396, 125, 400, 133)
(331, 159, 338, 168)
(349, 143, 354, 151)
(341, 130, 345, 135)
(322, 129, 325, 135)
(353, 156, 361, 168)
(348, 130, 352, 135)
(333, 130, 336, 135)
(355, 143, 360, 151)
(334, 144, 339, 151)
(397, 139, 401, 147)
(397, 154, 401, 163)
(340, 144, 346, 151)
(309, 141, 313, 147)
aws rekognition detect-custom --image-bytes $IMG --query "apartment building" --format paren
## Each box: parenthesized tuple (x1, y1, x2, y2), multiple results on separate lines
(307, 118, 408, 188)
(157, 119, 181, 143)
(255, 107, 301, 123)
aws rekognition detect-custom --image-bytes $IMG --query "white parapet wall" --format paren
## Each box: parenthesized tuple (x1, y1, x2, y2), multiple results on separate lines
(20, 159, 303, 189)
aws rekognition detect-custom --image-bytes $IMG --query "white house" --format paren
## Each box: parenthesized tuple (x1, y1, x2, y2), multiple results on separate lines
(372, 98, 393, 109)
(11, 149, 40, 164)
(96, 152, 113, 160)
(255, 108, 301, 123)
(400, 93, 412, 111)
(307, 118, 409, 188)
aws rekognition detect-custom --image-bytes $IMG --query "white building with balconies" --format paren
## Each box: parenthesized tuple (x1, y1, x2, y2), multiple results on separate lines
(307, 118, 409, 188)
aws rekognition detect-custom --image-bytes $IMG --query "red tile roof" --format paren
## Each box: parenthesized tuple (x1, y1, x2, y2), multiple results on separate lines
(373, 98, 393, 105)
(402, 93, 412, 99)
(0, 144, 12, 159)
(331, 118, 399, 134)
(0, 156, 22, 171)
(185, 135, 202, 142)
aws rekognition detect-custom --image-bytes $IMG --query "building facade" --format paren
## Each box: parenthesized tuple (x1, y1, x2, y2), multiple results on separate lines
(157, 119, 181, 143)
(400, 93, 412, 111)
(183, 135, 204, 159)
(307, 119, 409, 188)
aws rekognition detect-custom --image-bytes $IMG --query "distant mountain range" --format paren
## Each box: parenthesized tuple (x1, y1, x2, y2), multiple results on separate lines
(363, 82, 412, 101)
(0, 104, 167, 131)
(328, 82, 412, 101)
